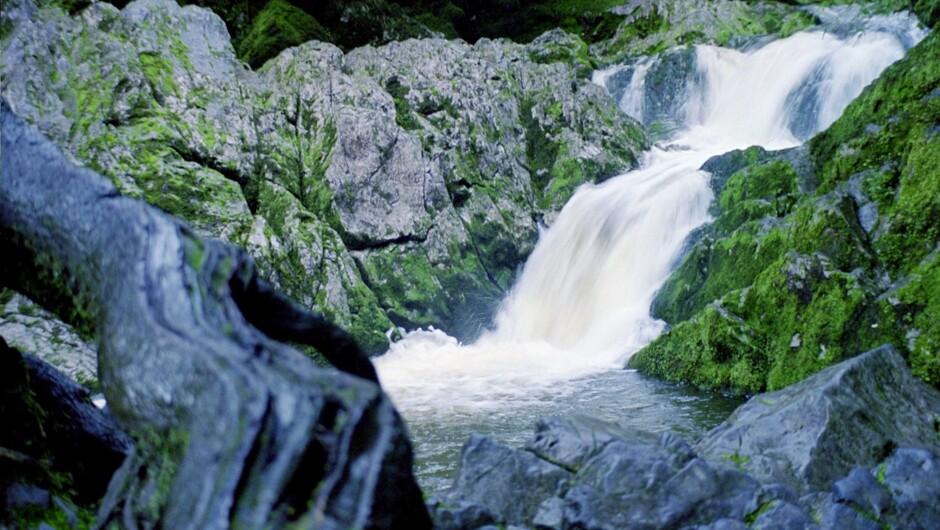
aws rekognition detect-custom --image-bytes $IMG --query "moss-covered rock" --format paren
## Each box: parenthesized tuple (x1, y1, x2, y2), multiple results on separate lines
(630, 304, 769, 394)
(3, 0, 647, 356)
(638, 26, 939, 393)
(236, 0, 332, 68)
(593, 1, 819, 64)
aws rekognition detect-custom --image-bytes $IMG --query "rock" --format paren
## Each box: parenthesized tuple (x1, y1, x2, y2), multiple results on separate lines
(562, 437, 761, 529)
(533, 496, 565, 529)
(524, 414, 658, 472)
(443, 346, 940, 529)
(593, 0, 819, 62)
(832, 468, 891, 519)
(3, 482, 51, 510)
(696, 345, 940, 494)
(750, 501, 816, 530)
(819, 503, 881, 530)
(426, 498, 498, 530)
(1, 0, 647, 355)
(693, 519, 749, 530)
(874, 447, 940, 530)
(447, 434, 572, 526)
(0, 292, 97, 385)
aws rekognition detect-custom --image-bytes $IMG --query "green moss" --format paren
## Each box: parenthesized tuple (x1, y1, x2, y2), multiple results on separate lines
(882, 254, 940, 386)
(737, 253, 880, 390)
(653, 223, 788, 324)
(643, 12, 939, 394)
(355, 246, 448, 330)
(139, 51, 179, 97)
(722, 449, 751, 469)
(344, 281, 394, 355)
(236, 0, 332, 68)
(7, 500, 96, 529)
(385, 76, 421, 131)
(629, 305, 768, 395)
(136, 429, 190, 521)
(528, 31, 598, 75)
(745, 501, 777, 525)
(521, 98, 561, 188)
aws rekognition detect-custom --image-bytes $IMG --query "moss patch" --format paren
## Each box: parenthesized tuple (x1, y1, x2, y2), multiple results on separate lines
(237, 0, 332, 68)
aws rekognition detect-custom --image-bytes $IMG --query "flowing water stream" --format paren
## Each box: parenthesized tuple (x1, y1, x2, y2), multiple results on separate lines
(375, 9, 927, 494)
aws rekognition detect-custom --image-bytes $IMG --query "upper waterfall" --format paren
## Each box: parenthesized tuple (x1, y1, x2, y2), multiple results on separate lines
(375, 12, 926, 414)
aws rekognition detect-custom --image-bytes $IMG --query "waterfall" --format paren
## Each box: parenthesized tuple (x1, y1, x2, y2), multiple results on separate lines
(375, 12, 926, 415)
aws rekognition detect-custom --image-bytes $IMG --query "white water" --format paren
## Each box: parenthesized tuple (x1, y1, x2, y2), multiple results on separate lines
(376, 15, 925, 418)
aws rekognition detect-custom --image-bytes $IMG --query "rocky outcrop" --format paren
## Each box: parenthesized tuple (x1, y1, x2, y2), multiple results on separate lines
(0, 0, 646, 362)
(434, 345, 940, 529)
(593, 0, 819, 63)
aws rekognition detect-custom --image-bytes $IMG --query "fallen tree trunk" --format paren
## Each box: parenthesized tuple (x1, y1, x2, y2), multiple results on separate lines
(0, 100, 430, 529)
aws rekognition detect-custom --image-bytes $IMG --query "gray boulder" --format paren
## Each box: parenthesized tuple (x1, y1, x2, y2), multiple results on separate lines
(562, 435, 763, 529)
(695, 344, 940, 494)
(446, 434, 572, 526)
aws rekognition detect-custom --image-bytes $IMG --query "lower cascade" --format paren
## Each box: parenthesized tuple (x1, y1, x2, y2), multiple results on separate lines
(374, 10, 926, 491)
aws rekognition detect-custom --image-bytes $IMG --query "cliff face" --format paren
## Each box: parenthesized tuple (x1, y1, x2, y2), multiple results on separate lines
(0, 0, 646, 356)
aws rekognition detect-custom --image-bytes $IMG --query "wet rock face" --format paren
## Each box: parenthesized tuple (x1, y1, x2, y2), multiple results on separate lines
(1, 0, 646, 355)
(434, 345, 940, 529)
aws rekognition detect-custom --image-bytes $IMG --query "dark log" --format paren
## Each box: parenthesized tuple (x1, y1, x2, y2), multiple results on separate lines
(0, 100, 430, 529)
(0, 337, 131, 506)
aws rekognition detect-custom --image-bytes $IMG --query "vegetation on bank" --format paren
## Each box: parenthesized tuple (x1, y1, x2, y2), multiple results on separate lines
(632, 29, 940, 394)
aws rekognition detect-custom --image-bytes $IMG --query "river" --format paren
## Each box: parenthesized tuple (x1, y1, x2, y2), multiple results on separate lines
(375, 7, 927, 494)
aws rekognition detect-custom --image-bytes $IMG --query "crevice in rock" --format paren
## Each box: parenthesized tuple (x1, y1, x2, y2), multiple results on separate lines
(169, 143, 257, 214)
(344, 230, 428, 252)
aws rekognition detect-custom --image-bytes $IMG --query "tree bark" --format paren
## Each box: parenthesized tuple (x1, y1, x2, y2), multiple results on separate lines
(0, 100, 430, 529)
